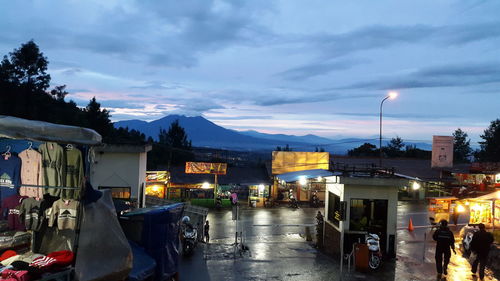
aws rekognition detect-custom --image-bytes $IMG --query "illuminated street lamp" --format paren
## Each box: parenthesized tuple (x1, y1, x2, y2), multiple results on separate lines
(379, 91, 398, 167)
(299, 176, 307, 186)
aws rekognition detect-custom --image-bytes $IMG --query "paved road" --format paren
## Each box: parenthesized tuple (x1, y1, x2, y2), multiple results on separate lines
(179, 202, 498, 281)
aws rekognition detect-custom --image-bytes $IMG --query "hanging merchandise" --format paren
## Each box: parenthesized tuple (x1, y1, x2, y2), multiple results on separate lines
(0, 148, 21, 200)
(63, 145, 83, 200)
(1, 194, 27, 231)
(48, 199, 79, 230)
(19, 198, 48, 231)
(18, 147, 43, 199)
(38, 142, 65, 197)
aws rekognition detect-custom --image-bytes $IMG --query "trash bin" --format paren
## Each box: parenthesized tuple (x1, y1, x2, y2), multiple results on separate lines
(354, 243, 369, 272)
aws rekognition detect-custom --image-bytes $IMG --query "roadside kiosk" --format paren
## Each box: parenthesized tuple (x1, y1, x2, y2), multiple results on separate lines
(323, 175, 404, 263)
(427, 196, 458, 223)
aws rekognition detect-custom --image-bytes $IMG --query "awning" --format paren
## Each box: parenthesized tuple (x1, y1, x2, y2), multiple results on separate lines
(276, 169, 338, 183)
(0, 115, 102, 145)
(471, 190, 500, 201)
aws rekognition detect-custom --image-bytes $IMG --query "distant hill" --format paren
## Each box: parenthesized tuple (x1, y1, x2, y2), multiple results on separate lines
(114, 115, 431, 153)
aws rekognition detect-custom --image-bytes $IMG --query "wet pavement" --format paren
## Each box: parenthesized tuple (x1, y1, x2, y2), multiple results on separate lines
(179, 202, 499, 281)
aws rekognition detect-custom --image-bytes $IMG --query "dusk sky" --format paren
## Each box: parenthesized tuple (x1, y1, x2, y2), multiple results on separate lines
(1, 1, 500, 144)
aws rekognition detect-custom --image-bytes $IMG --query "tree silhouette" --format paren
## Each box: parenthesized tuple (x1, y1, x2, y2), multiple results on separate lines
(453, 128, 472, 163)
(476, 119, 500, 162)
(385, 137, 404, 157)
(1, 40, 50, 92)
(84, 97, 114, 139)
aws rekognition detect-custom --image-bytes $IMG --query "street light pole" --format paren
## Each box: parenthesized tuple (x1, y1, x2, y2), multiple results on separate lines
(379, 92, 398, 167)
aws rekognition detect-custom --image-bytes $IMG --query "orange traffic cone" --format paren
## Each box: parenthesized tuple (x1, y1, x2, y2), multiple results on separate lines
(408, 218, 414, 231)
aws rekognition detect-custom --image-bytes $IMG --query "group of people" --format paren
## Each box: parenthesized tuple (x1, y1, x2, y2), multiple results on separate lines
(433, 220, 494, 280)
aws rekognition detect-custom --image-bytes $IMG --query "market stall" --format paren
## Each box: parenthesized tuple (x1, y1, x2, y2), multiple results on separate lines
(0, 115, 132, 281)
(145, 171, 169, 199)
(460, 190, 500, 228)
(427, 196, 458, 223)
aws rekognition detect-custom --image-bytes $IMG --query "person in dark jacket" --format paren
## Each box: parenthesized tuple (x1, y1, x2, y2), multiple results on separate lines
(470, 223, 494, 280)
(433, 220, 456, 278)
(204, 220, 210, 243)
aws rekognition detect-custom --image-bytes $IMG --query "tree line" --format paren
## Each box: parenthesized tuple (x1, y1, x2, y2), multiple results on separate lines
(347, 125, 500, 163)
(0, 40, 194, 169)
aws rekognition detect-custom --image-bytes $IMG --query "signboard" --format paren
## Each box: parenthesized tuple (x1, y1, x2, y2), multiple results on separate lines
(431, 136, 453, 168)
(146, 171, 169, 183)
(272, 151, 329, 175)
(185, 162, 227, 175)
(471, 162, 500, 173)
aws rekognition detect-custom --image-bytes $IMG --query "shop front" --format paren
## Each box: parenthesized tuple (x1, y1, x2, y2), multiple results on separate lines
(0, 115, 132, 281)
(248, 184, 270, 207)
(460, 190, 500, 228)
(275, 169, 332, 203)
(427, 196, 458, 223)
(145, 171, 169, 199)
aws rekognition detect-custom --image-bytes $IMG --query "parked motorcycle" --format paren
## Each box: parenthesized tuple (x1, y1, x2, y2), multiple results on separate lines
(181, 216, 198, 256)
(461, 224, 479, 257)
(365, 232, 382, 270)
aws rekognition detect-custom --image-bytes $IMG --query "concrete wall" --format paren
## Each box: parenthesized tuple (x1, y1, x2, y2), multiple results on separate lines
(90, 151, 147, 202)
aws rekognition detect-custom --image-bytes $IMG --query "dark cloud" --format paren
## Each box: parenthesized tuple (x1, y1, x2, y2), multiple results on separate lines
(254, 92, 374, 106)
(62, 68, 83, 76)
(334, 112, 458, 120)
(210, 115, 273, 120)
(130, 81, 183, 90)
(277, 59, 367, 81)
(99, 100, 145, 109)
(306, 22, 500, 59)
(340, 61, 500, 90)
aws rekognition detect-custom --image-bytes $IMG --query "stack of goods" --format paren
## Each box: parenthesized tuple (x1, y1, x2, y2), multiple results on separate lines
(0, 249, 74, 280)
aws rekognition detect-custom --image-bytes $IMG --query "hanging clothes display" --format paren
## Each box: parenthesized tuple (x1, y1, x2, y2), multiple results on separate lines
(1, 194, 27, 231)
(19, 198, 48, 232)
(39, 142, 66, 197)
(62, 146, 83, 200)
(0, 153, 21, 200)
(48, 199, 79, 231)
(18, 148, 44, 199)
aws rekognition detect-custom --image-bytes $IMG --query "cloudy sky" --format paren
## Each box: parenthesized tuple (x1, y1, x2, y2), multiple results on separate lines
(1, 0, 500, 143)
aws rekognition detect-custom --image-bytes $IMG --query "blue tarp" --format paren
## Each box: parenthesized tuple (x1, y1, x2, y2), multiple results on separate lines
(124, 203, 184, 281)
(128, 241, 157, 281)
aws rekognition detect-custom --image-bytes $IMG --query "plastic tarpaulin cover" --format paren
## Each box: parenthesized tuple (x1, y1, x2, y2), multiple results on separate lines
(128, 240, 157, 281)
(0, 115, 102, 145)
(75, 190, 133, 281)
(140, 203, 184, 281)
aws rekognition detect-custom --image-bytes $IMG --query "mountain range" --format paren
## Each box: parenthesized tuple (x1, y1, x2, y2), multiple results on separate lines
(114, 115, 432, 153)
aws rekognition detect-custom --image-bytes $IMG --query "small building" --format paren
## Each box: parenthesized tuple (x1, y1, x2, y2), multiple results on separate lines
(167, 166, 271, 206)
(323, 175, 406, 258)
(90, 143, 152, 207)
(275, 169, 335, 203)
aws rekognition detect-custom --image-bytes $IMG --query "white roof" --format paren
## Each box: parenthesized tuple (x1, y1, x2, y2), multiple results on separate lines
(474, 190, 500, 201)
(276, 169, 338, 182)
(0, 115, 102, 145)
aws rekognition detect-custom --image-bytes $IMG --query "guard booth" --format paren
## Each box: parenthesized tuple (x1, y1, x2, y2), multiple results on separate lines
(323, 176, 404, 260)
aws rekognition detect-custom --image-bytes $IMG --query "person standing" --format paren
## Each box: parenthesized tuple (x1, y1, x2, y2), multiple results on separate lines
(204, 220, 210, 243)
(470, 223, 494, 280)
(433, 220, 456, 278)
